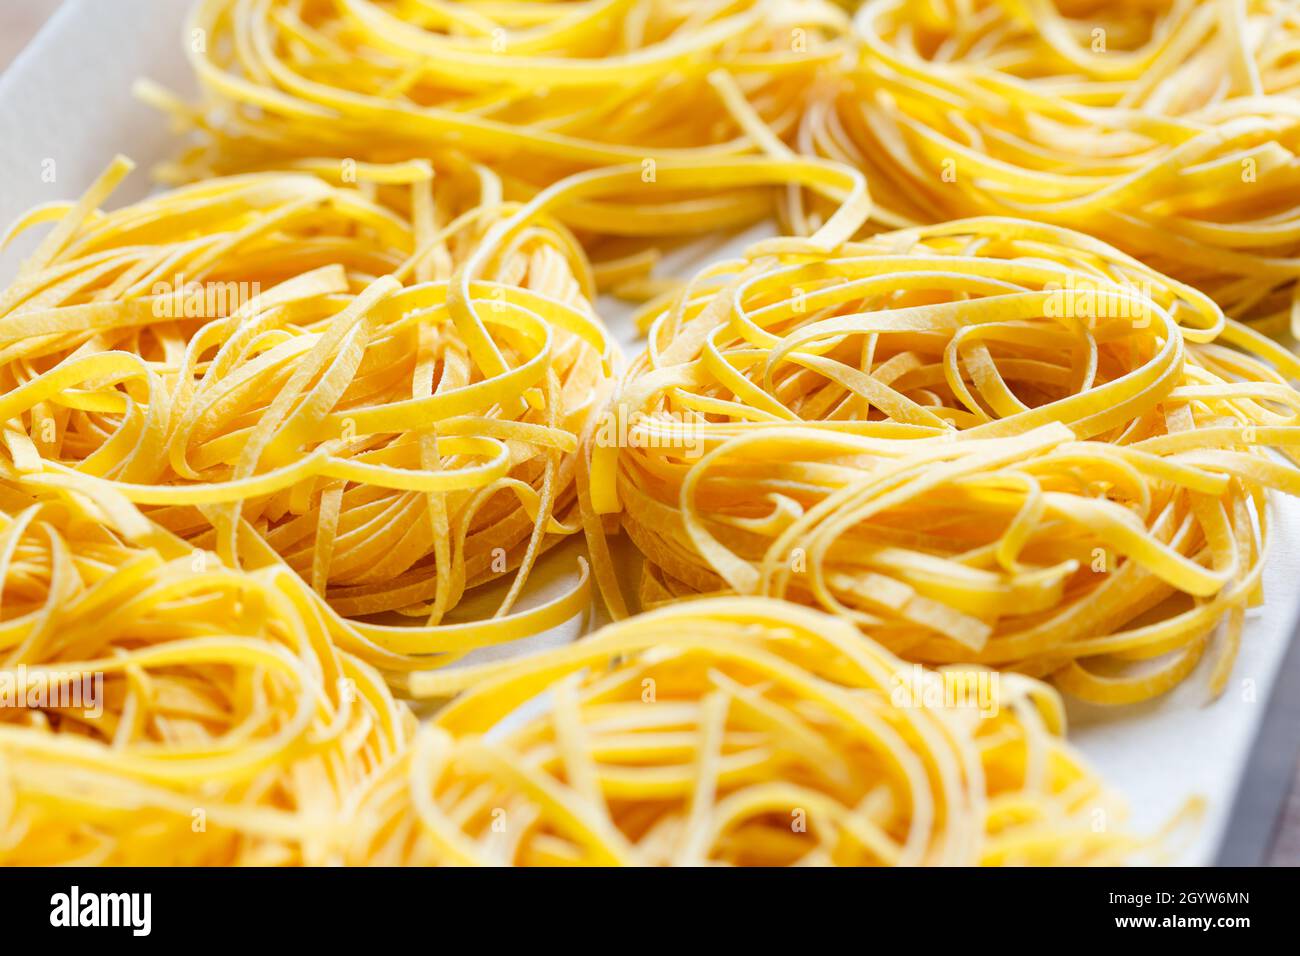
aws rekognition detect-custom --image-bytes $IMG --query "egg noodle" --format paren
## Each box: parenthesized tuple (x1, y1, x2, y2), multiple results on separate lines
(828, 0, 1300, 331)
(0, 156, 615, 672)
(589, 216, 1300, 705)
(347, 597, 1150, 866)
(4, 0, 1298, 866)
(138, 0, 858, 261)
(148, 0, 1300, 331)
(0, 485, 411, 865)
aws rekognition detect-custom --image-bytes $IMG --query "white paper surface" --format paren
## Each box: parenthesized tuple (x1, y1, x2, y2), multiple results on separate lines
(3, 0, 1297, 865)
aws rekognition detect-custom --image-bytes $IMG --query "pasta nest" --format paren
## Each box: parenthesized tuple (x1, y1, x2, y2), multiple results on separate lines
(0, 488, 410, 866)
(347, 597, 1145, 866)
(140, 0, 856, 246)
(588, 218, 1300, 704)
(0, 158, 615, 671)
(824, 0, 1300, 329)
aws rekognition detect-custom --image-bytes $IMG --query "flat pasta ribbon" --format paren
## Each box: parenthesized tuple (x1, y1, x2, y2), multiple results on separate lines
(590, 218, 1300, 704)
(139, 0, 857, 261)
(0, 157, 613, 672)
(821, 0, 1300, 331)
(348, 597, 1148, 866)
(0, 487, 412, 865)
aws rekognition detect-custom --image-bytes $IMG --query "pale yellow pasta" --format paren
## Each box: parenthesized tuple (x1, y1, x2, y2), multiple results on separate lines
(589, 217, 1300, 704)
(6, 0, 1288, 867)
(347, 597, 1147, 866)
(820, 0, 1300, 331)
(0, 156, 613, 672)
(139, 0, 857, 262)
(0, 484, 411, 865)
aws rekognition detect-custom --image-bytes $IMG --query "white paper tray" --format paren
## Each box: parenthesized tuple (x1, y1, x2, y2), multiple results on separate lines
(3, 0, 1298, 866)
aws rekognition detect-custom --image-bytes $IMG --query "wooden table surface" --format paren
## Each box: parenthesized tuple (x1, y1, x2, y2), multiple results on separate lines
(2, 0, 1297, 869)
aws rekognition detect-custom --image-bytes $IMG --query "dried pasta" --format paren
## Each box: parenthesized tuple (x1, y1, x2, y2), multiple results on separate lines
(0, 156, 613, 672)
(6, 0, 1293, 868)
(0, 484, 411, 865)
(589, 216, 1300, 704)
(347, 597, 1146, 866)
(140, 0, 856, 254)
(824, 0, 1300, 331)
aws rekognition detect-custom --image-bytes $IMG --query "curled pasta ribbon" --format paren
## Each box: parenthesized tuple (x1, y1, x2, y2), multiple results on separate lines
(824, 0, 1300, 329)
(347, 597, 1143, 866)
(140, 0, 860, 260)
(590, 218, 1300, 704)
(0, 157, 612, 670)
(0, 486, 412, 865)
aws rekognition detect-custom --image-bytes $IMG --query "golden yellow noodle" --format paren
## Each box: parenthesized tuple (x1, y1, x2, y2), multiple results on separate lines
(824, 0, 1300, 330)
(139, 0, 858, 259)
(4, 0, 1283, 866)
(347, 597, 1148, 866)
(0, 156, 613, 671)
(0, 484, 411, 865)
(589, 217, 1300, 704)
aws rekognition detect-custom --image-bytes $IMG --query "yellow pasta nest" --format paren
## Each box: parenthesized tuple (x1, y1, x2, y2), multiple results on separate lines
(589, 219, 1300, 704)
(827, 0, 1300, 329)
(346, 597, 1145, 866)
(0, 487, 411, 865)
(141, 0, 856, 247)
(0, 157, 614, 671)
